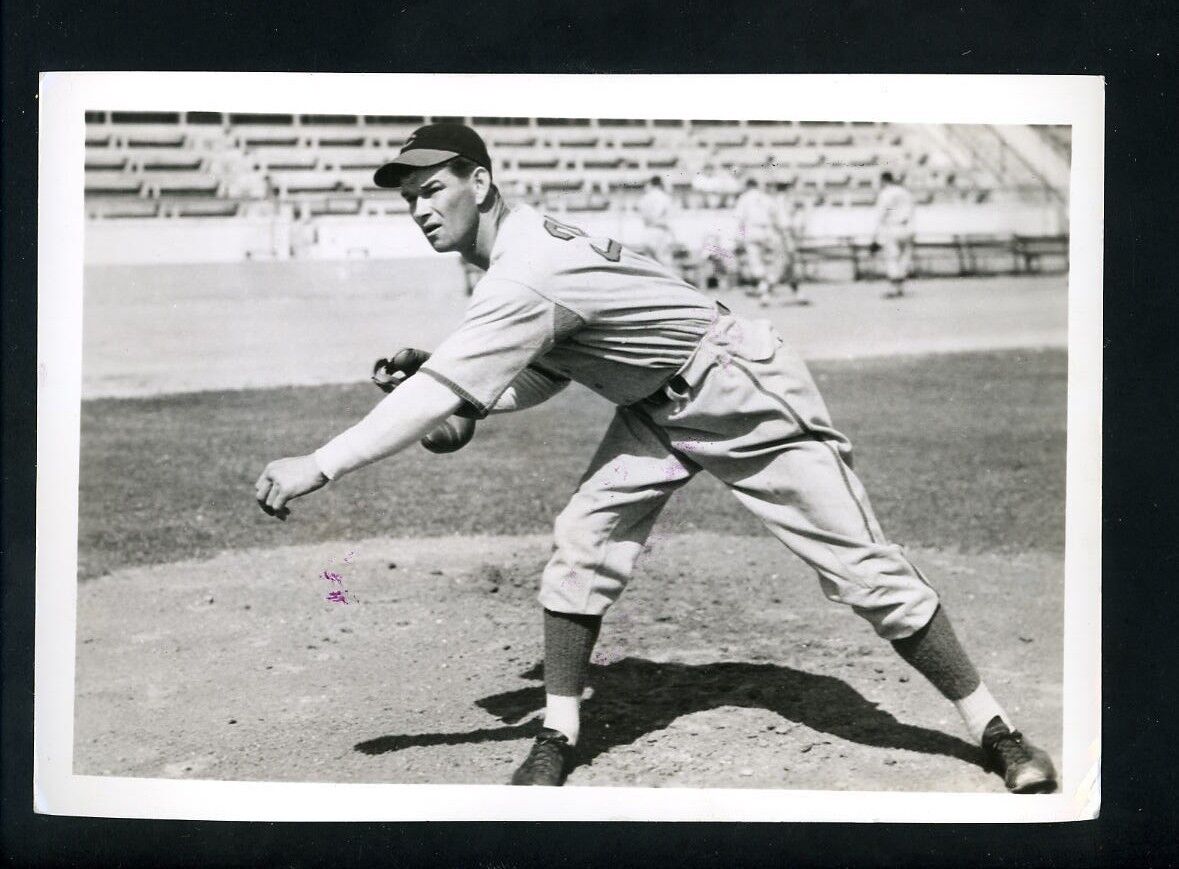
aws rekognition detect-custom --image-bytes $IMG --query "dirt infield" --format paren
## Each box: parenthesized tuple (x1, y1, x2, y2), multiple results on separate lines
(70, 262, 1069, 795)
(74, 533, 1061, 791)
(81, 260, 1066, 398)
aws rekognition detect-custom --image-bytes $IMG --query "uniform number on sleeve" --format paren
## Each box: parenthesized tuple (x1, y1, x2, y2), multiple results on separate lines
(543, 217, 622, 263)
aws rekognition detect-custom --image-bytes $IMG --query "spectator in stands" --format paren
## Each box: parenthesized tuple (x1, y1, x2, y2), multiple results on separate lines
(873, 171, 916, 299)
(634, 176, 676, 266)
(734, 177, 786, 307)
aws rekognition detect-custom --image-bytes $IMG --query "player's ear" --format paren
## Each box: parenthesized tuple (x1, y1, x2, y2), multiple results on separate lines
(472, 166, 493, 207)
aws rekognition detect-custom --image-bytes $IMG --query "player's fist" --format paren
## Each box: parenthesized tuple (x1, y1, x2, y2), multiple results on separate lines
(421, 416, 477, 454)
(371, 347, 432, 393)
(254, 454, 329, 519)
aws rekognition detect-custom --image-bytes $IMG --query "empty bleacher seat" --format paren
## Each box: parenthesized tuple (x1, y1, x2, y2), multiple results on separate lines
(230, 113, 295, 126)
(493, 135, 539, 149)
(516, 156, 561, 170)
(557, 136, 600, 148)
(85, 177, 143, 197)
(541, 179, 585, 192)
(316, 136, 365, 148)
(259, 153, 318, 171)
(311, 199, 364, 216)
(175, 200, 240, 217)
(242, 135, 301, 148)
(140, 158, 203, 172)
(154, 177, 220, 197)
(88, 199, 160, 219)
(85, 155, 128, 171)
(127, 133, 187, 148)
(300, 114, 358, 126)
(472, 117, 530, 127)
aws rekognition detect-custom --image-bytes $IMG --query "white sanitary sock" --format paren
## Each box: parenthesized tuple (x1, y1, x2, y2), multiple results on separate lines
(954, 682, 1012, 744)
(543, 694, 581, 745)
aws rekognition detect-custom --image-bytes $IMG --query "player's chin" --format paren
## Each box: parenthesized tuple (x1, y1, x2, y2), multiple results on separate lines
(423, 230, 455, 252)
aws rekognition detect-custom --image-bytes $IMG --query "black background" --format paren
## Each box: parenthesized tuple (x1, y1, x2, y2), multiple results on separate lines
(3, 1, 1176, 865)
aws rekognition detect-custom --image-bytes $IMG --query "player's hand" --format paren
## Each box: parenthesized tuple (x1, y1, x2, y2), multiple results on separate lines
(254, 455, 329, 520)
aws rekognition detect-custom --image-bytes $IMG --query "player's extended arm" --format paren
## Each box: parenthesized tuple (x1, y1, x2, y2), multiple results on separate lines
(254, 374, 463, 517)
(316, 373, 464, 478)
(489, 366, 570, 414)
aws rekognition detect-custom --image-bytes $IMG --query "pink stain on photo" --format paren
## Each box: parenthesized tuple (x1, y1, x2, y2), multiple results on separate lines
(325, 589, 349, 605)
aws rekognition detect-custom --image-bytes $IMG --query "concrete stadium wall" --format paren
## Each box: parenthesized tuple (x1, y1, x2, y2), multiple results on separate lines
(85, 202, 1065, 265)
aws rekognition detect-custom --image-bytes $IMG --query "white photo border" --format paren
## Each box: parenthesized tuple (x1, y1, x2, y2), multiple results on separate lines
(36, 71, 1103, 822)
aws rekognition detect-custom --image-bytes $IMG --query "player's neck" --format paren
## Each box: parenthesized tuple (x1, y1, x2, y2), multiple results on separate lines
(465, 193, 510, 270)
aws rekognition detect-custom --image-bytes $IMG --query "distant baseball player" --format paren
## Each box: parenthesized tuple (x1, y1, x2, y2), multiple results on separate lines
(873, 171, 916, 299)
(733, 177, 786, 307)
(255, 124, 1057, 793)
(778, 197, 811, 306)
(634, 175, 675, 266)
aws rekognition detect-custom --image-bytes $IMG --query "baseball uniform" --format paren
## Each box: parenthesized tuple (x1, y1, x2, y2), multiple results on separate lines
(419, 203, 938, 641)
(876, 182, 916, 280)
(780, 202, 807, 285)
(730, 186, 787, 285)
(635, 185, 676, 266)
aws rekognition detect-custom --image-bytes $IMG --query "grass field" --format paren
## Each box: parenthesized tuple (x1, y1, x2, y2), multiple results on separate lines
(78, 348, 1065, 580)
(72, 262, 1070, 794)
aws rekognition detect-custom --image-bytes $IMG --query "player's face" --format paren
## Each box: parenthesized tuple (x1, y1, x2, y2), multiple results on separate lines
(400, 164, 480, 253)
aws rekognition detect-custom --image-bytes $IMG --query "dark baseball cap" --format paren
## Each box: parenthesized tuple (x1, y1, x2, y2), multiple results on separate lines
(373, 123, 492, 188)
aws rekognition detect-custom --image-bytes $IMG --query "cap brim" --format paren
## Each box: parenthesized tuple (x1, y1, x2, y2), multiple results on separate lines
(372, 149, 460, 188)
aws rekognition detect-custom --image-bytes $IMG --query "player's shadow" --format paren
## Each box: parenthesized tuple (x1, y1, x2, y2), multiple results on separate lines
(353, 657, 981, 769)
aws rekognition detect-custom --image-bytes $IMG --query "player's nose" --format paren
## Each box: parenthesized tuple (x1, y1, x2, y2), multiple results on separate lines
(411, 199, 434, 224)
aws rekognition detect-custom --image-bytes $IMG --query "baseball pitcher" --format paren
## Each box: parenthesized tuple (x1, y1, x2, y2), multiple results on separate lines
(255, 124, 1055, 792)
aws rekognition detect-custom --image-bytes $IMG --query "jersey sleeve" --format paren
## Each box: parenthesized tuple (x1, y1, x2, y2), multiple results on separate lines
(418, 276, 575, 418)
(488, 364, 571, 414)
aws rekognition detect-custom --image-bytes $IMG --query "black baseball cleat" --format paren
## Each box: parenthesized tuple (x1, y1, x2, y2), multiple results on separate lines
(981, 716, 1058, 794)
(510, 727, 575, 786)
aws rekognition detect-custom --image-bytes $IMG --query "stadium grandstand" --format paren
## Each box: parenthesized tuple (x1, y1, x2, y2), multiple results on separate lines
(84, 112, 1070, 279)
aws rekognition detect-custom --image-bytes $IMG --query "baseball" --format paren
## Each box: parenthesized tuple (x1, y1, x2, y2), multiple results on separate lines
(420, 415, 476, 453)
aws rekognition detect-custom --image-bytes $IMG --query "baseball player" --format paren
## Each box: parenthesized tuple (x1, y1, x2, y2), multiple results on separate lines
(733, 177, 787, 307)
(778, 197, 811, 306)
(254, 124, 1056, 793)
(634, 175, 676, 266)
(873, 171, 916, 299)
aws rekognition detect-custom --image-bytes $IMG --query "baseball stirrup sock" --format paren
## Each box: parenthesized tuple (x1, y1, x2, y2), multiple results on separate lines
(890, 605, 981, 701)
(542, 609, 602, 745)
(543, 609, 602, 695)
(954, 682, 1012, 744)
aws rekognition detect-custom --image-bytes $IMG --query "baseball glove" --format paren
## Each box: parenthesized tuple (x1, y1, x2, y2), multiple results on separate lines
(371, 347, 432, 393)
(370, 348, 480, 452)
(868, 241, 883, 254)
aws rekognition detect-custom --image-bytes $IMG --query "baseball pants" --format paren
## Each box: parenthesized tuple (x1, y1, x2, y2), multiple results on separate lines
(538, 313, 940, 641)
(638, 225, 676, 266)
(879, 229, 915, 281)
(740, 232, 782, 283)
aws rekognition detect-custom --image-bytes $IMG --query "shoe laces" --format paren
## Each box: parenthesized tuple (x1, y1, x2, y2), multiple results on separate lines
(991, 730, 1033, 768)
(521, 731, 569, 774)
